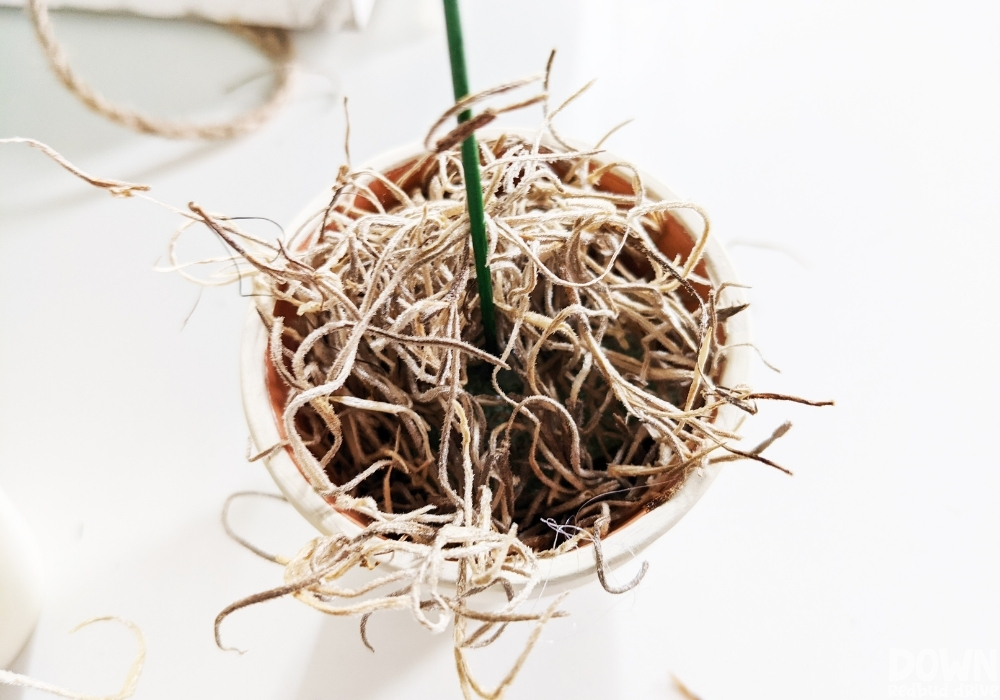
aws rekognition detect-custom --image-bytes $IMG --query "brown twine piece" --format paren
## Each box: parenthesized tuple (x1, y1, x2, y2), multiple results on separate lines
(672, 674, 704, 700)
(0, 137, 149, 196)
(26, 0, 293, 140)
(0, 617, 145, 700)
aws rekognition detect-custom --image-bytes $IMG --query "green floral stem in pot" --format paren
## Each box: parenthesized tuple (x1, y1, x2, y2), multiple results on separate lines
(442, 0, 499, 356)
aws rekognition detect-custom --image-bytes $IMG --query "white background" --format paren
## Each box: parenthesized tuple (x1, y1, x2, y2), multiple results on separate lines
(1, 1, 998, 698)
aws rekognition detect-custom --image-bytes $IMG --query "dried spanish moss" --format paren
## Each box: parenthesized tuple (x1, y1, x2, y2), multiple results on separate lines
(185, 79, 775, 696)
(3, 89, 821, 699)
(225, 127, 746, 548)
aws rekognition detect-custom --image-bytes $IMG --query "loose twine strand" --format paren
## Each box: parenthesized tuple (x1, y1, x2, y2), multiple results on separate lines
(26, 0, 293, 139)
(0, 617, 145, 700)
(0, 137, 149, 196)
(672, 675, 704, 700)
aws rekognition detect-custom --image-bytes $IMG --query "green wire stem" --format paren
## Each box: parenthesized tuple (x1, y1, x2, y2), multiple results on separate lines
(442, 0, 499, 356)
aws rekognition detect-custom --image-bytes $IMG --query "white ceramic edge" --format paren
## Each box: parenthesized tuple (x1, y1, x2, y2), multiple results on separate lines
(240, 126, 753, 589)
(0, 486, 44, 669)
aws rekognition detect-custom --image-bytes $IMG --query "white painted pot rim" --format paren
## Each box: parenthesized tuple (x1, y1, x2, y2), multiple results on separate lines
(240, 127, 752, 589)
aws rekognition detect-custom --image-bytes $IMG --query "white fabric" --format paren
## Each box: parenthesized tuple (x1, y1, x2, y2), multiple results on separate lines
(0, 0, 376, 30)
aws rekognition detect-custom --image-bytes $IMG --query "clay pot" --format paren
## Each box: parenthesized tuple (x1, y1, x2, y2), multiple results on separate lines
(239, 128, 752, 587)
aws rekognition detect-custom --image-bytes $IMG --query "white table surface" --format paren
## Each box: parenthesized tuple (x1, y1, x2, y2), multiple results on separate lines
(1, 1, 998, 698)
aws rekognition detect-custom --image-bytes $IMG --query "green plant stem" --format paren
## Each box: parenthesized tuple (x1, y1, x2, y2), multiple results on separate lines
(442, 0, 498, 356)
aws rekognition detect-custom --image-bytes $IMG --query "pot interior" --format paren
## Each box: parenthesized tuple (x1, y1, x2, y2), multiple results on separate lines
(263, 140, 725, 541)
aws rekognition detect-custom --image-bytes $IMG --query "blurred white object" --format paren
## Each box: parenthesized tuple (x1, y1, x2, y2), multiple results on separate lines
(0, 0, 376, 30)
(0, 486, 43, 669)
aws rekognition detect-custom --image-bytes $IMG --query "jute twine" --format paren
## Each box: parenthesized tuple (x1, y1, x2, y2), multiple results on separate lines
(26, 0, 293, 139)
